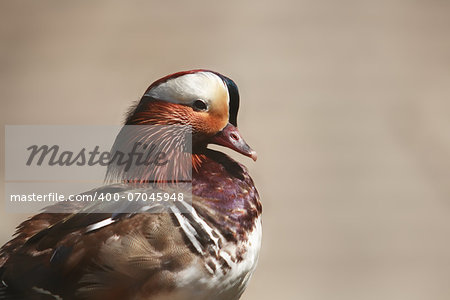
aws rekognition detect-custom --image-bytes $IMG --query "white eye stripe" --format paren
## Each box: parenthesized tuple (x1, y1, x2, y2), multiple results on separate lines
(145, 72, 228, 107)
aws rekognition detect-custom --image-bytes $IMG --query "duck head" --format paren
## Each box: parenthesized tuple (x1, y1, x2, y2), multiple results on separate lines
(125, 70, 257, 162)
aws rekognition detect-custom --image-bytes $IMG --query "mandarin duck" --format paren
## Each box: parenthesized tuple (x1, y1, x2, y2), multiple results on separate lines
(0, 70, 262, 300)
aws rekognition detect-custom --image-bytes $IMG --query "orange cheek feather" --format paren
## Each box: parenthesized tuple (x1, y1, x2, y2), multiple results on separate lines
(193, 89, 229, 135)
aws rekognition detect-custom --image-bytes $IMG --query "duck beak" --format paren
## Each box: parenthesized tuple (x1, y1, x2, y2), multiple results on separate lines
(210, 123, 257, 161)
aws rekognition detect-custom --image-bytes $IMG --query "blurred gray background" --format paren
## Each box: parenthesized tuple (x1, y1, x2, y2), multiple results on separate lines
(1, 1, 450, 299)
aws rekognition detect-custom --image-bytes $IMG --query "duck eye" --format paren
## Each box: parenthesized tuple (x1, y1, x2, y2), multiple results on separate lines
(193, 99, 207, 111)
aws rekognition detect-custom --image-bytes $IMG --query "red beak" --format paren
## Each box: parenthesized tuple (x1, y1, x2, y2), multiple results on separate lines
(209, 123, 257, 161)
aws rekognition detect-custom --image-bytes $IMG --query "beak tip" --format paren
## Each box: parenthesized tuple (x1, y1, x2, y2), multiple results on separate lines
(250, 150, 258, 162)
